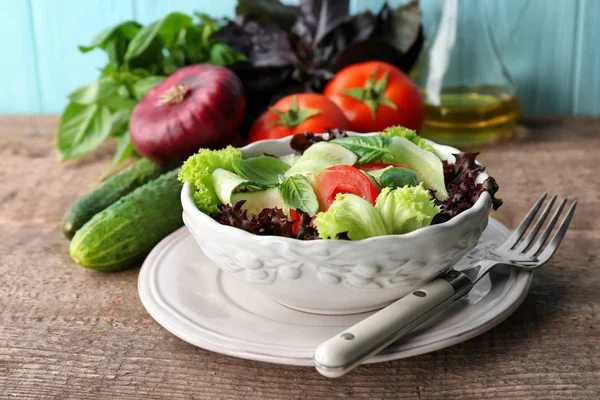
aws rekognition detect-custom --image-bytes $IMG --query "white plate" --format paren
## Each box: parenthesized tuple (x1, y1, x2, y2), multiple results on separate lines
(138, 218, 532, 366)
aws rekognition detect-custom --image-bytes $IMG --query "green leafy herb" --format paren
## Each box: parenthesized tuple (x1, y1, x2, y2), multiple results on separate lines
(108, 109, 132, 137)
(279, 175, 319, 216)
(101, 93, 137, 113)
(332, 136, 392, 164)
(233, 156, 290, 186)
(102, 131, 137, 179)
(68, 79, 121, 105)
(56, 103, 112, 162)
(124, 12, 192, 61)
(133, 76, 166, 100)
(78, 21, 141, 53)
(209, 42, 247, 66)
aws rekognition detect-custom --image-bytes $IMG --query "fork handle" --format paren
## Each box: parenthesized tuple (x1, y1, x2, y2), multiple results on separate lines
(313, 278, 461, 378)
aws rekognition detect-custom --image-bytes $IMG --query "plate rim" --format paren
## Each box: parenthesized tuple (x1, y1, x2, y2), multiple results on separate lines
(138, 219, 532, 367)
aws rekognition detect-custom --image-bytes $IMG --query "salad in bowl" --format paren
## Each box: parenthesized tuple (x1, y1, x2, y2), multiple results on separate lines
(178, 127, 502, 314)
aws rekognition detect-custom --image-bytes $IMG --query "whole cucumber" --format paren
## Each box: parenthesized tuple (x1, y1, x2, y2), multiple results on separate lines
(69, 169, 183, 272)
(62, 158, 172, 239)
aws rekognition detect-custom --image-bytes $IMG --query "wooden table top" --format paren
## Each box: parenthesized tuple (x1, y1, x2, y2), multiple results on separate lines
(1, 116, 599, 399)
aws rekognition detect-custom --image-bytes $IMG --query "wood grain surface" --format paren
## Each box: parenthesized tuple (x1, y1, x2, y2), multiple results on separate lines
(1, 116, 599, 399)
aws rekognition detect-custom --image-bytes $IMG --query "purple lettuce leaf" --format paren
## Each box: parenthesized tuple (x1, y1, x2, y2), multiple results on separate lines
(432, 152, 503, 224)
(215, 200, 320, 240)
(289, 129, 348, 154)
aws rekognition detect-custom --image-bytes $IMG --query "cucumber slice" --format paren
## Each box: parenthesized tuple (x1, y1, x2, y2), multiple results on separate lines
(384, 137, 448, 200)
(280, 154, 301, 167)
(285, 142, 358, 177)
(380, 167, 419, 189)
(212, 168, 250, 205)
(230, 188, 289, 216)
(365, 166, 394, 184)
(360, 170, 382, 191)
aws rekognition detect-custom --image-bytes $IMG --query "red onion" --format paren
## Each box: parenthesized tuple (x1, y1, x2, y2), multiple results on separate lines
(130, 64, 245, 164)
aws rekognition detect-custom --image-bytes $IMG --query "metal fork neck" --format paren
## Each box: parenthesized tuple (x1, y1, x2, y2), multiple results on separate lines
(441, 270, 474, 300)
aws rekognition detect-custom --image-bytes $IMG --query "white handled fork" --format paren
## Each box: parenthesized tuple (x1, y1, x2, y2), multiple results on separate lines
(314, 194, 577, 378)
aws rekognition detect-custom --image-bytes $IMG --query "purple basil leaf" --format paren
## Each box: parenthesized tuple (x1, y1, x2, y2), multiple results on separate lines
(294, 0, 350, 45)
(375, 1, 422, 53)
(213, 19, 297, 68)
(235, 0, 300, 31)
(330, 1, 424, 73)
(227, 64, 295, 121)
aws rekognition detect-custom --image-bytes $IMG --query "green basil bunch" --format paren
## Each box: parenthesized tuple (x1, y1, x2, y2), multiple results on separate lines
(56, 12, 246, 174)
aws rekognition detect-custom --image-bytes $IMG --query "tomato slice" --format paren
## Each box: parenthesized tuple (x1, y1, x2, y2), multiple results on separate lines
(288, 209, 301, 234)
(314, 165, 380, 211)
(357, 162, 412, 172)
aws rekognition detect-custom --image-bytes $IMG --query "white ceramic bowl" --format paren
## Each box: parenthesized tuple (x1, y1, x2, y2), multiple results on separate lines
(182, 134, 492, 315)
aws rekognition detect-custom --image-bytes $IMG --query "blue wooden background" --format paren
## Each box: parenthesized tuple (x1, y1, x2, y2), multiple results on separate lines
(1, 0, 598, 116)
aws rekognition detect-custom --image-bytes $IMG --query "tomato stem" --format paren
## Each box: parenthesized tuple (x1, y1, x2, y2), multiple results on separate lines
(158, 85, 191, 105)
(268, 95, 321, 128)
(338, 67, 398, 119)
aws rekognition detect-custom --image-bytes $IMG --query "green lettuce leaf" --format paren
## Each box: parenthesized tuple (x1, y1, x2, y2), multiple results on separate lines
(178, 146, 242, 215)
(375, 184, 440, 234)
(379, 126, 436, 154)
(313, 193, 387, 240)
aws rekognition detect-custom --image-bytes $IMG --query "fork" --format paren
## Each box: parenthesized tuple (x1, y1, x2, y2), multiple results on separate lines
(313, 194, 577, 378)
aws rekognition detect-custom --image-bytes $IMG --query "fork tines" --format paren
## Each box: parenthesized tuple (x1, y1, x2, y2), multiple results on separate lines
(500, 193, 577, 263)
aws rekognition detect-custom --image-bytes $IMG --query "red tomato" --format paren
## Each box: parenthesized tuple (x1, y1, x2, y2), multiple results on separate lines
(248, 94, 349, 143)
(357, 162, 412, 172)
(288, 209, 301, 234)
(324, 61, 424, 133)
(313, 165, 380, 211)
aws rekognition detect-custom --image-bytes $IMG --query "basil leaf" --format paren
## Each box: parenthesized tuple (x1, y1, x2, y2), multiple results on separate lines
(233, 156, 290, 186)
(133, 76, 166, 100)
(68, 79, 120, 105)
(332, 136, 392, 164)
(104, 34, 129, 69)
(124, 12, 192, 61)
(279, 175, 319, 216)
(56, 103, 112, 161)
(102, 131, 137, 179)
(100, 93, 137, 113)
(194, 12, 221, 32)
(108, 109, 131, 137)
(79, 21, 141, 52)
(209, 43, 247, 66)
(177, 25, 207, 64)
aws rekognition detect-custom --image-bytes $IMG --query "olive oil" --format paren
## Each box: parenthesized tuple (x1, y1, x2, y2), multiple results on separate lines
(420, 85, 520, 147)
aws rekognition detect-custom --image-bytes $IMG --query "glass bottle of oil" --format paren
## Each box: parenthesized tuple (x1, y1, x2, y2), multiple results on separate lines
(414, 0, 520, 147)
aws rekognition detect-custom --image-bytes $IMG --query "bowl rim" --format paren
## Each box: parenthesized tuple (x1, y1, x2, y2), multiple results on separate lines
(181, 133, 491, 247)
